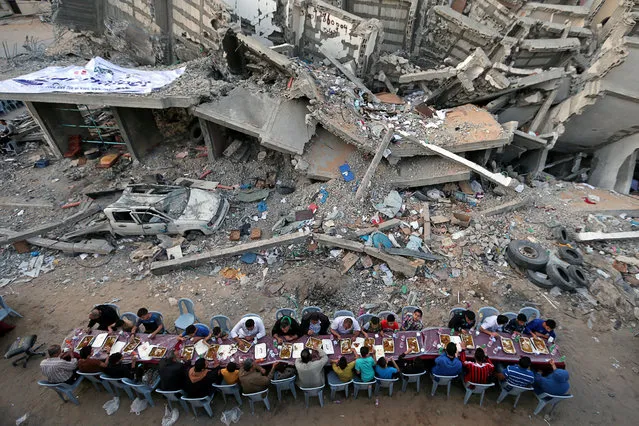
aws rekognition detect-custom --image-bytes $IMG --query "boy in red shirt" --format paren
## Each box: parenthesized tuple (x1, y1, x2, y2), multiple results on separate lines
(380, 314, 400, 333)
(459, 347, 494, 385)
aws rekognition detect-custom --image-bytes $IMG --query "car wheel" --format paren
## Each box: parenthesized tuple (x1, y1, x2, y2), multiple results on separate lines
(557, 247, 583, 265)
(546, 263, 577, 292)
(507, 240, 549, 271)
(567, 265, 589, 288)
(526, 269, 554, 290)
(552, 226, 571, 244)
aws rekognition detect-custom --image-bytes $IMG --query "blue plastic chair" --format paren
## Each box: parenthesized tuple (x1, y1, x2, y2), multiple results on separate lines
(213, 382, 242, 405)
(242, 313, 261, 319)
(243, 389, 270, 414)
(401, 306, 420, 320)
(193, 323, 211, 336)
(94, 303, 120, 317)
(357, 314, 374, 328)
(449, 307, 465, 319)
(271, 375, 297, 401)
(174, 298, 198, 332)
(477, 306, 500, 329)
(122, 376, 161, 407)
(375, 377, 399, 396)
(496, 382, 533, 408)
(301, 306, 322, 317)
(377, 311, 395, 321)
(533, 392, 573, 415)
(100, 374, 135, 400)
(210, 315, 232, 334)
(519, 307, 541, 322)
(38, 376, 84, 405)
(401, 371, 426, 393)
(352, 378, 376, 399)
(77, 371, 107, 392)
(149, 311, 167, 334)
(156, 389, 188, 412)
(0, 295, 22, 321)
(502, 312, 518, 321)
(327, 372, 351, 400)
(431, 374, 457, 398)
(120, 312, 139, 325)
(181, 394, 214, 417)
(333, 310, 355, 319)
(463, 381, 494, 406)
(299, 385, 324, 407)
(276, 308, 297, 321)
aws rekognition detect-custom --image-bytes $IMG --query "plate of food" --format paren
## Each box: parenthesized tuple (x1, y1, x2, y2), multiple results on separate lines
(101, 335, 118, 353)
(501, 337, 516, 354)
(340, 339, 352, 355)
(365, 337, 376, 351)
(182, 345, 195, 360)
(149, 347, 167, 358)
(382, 337, 394, 354)
(75, 335, 95, 352)
(531, 337, 549, 354)
(439, 334, 451, 347)
(461, 334, 474, 349)
(205, 345, 220, 361)
(279, 343, 293, 359)
(236, 339, 252, 353)
(406, 337, 420, 354)
(519, 337, 534, 354)
(122, 338, 140, 355)
(305, 337, 322, 351)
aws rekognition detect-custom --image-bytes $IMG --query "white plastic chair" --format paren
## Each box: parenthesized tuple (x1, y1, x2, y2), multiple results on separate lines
(213, 382, 242, 405)
(37, 377, 84, 405)
(100, 374, 135, 400)
(401, 371, 426, 393)
(122, 376, 161, 407)
(299, 385, 324, 407)
(496, 382, 534, 408)
(174, 298, 198, 331)
(463, 381, 495, 406)
(352, 378, 376, 399)
(431, 374, 457, 398)
(375, 377, 399, 396)
(519, 307, 541, 322)
(533, 392, 573, 415)
(242, 389, 270, 415)
(77, 371, 107, 392)
(156, 389, 188, 412)
(181, 394, 214, 417)
(271, 376, 297, 401)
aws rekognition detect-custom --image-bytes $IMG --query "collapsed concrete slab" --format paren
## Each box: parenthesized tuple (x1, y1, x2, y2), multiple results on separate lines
(300, 127, 356, 180)
(387, 156, 471, 188)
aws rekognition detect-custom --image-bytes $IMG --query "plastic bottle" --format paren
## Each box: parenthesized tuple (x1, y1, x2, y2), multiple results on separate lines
(375, 397, 379, 407)
(273, 339, 278, 350)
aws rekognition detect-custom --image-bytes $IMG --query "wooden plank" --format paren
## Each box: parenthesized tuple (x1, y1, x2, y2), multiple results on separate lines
(354, 218, 403, 237)
(355, 129, 393, 200)
(341, 252, 360, 275)
(383, 247, 444, 261)
(314, 234, 365, 252)
(575, 231, 639, 242)
(364, 247, 418, 277)
(422, 203, 431, 241)
(151, 231, 311, 275)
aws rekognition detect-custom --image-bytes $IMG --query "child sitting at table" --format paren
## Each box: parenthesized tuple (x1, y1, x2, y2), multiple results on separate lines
(374, 357, 400, 379)
(212, 326, 228, 341)
(363, 316, 382, 334)
(220, 361, 239, 385)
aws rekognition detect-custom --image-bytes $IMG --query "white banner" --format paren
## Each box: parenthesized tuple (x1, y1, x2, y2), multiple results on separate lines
(0, 57, 185, 94)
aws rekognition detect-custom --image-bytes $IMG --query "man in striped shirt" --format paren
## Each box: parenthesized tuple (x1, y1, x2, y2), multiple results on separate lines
(40, 345, 78, 384)
(459, 347, 494, 385)
(496, 356, 535, 391)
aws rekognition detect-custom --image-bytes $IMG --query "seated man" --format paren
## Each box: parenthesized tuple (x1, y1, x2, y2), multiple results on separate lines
(354, 346, 376, 382)
(230, 317, 266, 343)
(374, 357, 400, 379)
(296, 347, 328, 388)
(534, 359, 570, 395)
(130, 308, 164, 339)
(40, 344, 78, 384)
(77, 346, 105, 373)
(159, 350, 186, 391)
(459, 346, 494, 385)
(479, 314, 509, 337)
(86, 305, 122, 333)
(177, 324, 212, 343)
(401, 309, 423, 331)
(271, 361, 296, 380)
(103, 353, 139, 380)
(503, 313, 527, 335)
(300, 311, 331, 336)
(363, 316, 382, 335)
(495, 356, 535, 391)
(448, 309, 476, 333)
(271, 316, 301, 344)
(239, 358, 276, 394)
(330, 316, 361, 338)
(184, 358, 219, 398)
(381, 314, 400, 333)
(432, 342, 462, 379)
(396, 352, 426, 375)
(524, 318, 557, 341)
(220, 361, 239, 385)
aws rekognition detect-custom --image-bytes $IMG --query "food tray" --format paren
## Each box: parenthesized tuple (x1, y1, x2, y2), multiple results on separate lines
(75, 335, 95, 352)
(279, 343, 292, 359)
(406, 337, 420, 354)
(382, 337, 394, 354)
(305, 337, 322, 351)
(122, 338, 141, 355)
(461, 334, 474, 349)
(364, 337, 376, 351)
(149, 347, 167, 358)
(182, 345, 195, 360)
(501, 337, 516, 354)
(236, 339, 252, 353)
(102, 335, 118, 352)
(255, 343, 267, 359)
(439, 334, 451, 347)
(519, 337, 534, 354)
(340, 339, 352, 355)
(205, 345, 220, 361)
(531, 337, 549, 354)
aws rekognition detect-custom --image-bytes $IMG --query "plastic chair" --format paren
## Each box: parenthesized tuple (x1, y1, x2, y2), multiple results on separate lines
(502, 312, 518, 321)
(156, 389, 189, 412)
(327, 372, 351, 400)
(377, 311, 395, 321)
(193, 323, 211, 336)
(533, 393, 573, 415)
(94, 303, 120, 317)
(401, 306, 420, 320)
(149, 311, 167, 334)
(122, 376, 161, 407)
(375, 377, 399, 396)
(519, 307, 541, 322)
(38, 377, 84, 405)
(301, 306, 322, 317)
(174, 298, 198, 331)
(477, 306, 500, 329)
(271, 375, 297, 401)
(334, 310, 355, 319)
(242, 389, 270, 415)
(77, 371, 107, 392)
(357, 314, 374, 328)
(120, 312, 139, 325)
(276, 308, 297, 321)
(213, 382, 242, 405)
(401, 371, 426, 393)
(99, 374, 135, 400)
(496, 382, 534, 408)
(431, 374, 457, 398)
(352, 378, 376, 399)
(181, 394, 214, 417)
(210, 315, 232, 333)
(299, 385, 324, 407)
(463, 381, 495, 406)
(0, 295, 22, 321)
(449, 307, 465, 318)
(242, 313, 261, 319)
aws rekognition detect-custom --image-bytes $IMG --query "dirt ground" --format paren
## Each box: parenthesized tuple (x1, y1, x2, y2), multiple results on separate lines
(0, 16, 54, 59)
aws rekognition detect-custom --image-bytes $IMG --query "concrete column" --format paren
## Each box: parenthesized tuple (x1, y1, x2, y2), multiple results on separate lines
(519, 147, 551, 178)
(199, 118, 229, 162)
(589, 134, 639, 194)
(112, 107, 163, 163)
(24, 101, 90, 159)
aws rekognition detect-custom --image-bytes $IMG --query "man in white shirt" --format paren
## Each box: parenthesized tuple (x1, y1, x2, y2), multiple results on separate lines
(329, 316, 361, 338)
(479, 314, 508, 337)
(230, 316, 266, 342)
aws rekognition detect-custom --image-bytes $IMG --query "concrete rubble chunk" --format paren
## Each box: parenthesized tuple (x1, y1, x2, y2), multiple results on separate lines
(398, 68, 456, 84)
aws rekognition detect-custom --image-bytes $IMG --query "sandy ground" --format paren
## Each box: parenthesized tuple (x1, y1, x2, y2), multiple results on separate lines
(0, 16, 54, 59)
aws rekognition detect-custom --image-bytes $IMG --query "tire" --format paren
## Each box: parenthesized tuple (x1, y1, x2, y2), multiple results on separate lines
(507, 240, 549, 271)
(567, 265, 589, 288)
(190, 122, 203, 144)
(557, 246, 583, 265)
(526, 269, 554, 290)
(185, 230, 204, 241)
(546, 263, 577, 292)
(505, 248, 524, 272)
(553, 226, 570, 244)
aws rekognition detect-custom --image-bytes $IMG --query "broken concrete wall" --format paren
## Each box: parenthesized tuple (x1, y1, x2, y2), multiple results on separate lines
(222, 0, 281, 43)
(520, 3, 589, 27)
(468, 0, 517, 32)
(53, 0, 104, 33)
